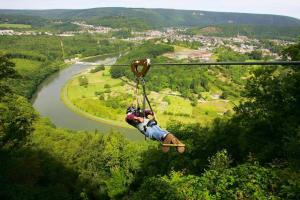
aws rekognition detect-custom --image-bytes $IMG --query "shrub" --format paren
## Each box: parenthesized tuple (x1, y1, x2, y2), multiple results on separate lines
(104, 84, 111, 89)
(220, 91, 228, 99)
(79, 76, 88, 87)
(90, 65, 105, 73)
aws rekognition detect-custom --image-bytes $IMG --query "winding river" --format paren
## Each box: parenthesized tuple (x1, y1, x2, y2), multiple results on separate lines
(32, 57, 143, 140)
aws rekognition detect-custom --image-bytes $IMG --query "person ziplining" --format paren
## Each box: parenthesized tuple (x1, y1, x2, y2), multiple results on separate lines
(125, 59, 185, 153)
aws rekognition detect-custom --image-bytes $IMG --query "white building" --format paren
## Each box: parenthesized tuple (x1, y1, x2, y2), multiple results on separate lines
(0, 30, 14, 35)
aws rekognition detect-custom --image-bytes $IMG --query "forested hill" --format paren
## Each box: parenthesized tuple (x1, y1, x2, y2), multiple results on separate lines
(1, 7, 300, 28)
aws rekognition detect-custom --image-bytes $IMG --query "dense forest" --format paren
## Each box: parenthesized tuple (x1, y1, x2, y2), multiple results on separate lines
(1, 31, 300, 200)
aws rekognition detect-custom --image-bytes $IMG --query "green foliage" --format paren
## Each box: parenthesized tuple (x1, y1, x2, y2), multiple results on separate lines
(283, 41, 300, 60)
(42, 22, 80, 33)
(0, 95, 37, 147)
(0, 35, 130, 98)
(0, 23, 31, 29)
(167, 40, 202, 50)
(232, 66, 300, 164)
(110, 42, 174, 78)
(190, 95, 198, 107)
(0, 116, 149, 199)
(112, 29, 132, 38)
(208, 149, 232, 171)
(259, 39, 283, 54)
(2, 8, 300, 31)
(78, 76, 88, 87)
(215, 46, 249, 62)
(220, 91, 228, 99)
(0, 54, 18, 81)
(89, 16, 149, 30)
(0, 14, 49, 29)
(104, 83, 111, 89)
(62, 35, 130, 58)
(162, 96, 171, 104)
(186, 24, 300, 40)
(0, 56, 37, 147)
(133, 161, 298, 200)
(247, 50, 263, 60)
(28, 120, 149, 199)
(111, 42, 248, 100)
(90, 65, 105, 73)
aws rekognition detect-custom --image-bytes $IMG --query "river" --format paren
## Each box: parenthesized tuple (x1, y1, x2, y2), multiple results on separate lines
(32, 57, 143, 140)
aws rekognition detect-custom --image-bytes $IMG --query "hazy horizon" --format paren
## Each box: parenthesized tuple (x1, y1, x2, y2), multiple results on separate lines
(0, 0, 300, 19)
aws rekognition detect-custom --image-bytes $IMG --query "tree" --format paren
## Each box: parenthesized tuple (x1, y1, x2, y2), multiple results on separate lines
(220, 91, 228, 99)
(247, 50, 263, 60)
(216, 46, 249, 62)
(79, 76, 88, 87)
(0, 54, 18, 80)
(90, 65, 105, 73)
(1, 96, 37, 146)
(0, 55, 36, 147)
(133, 151, 296, 200)
(282, 41, 300, 61)
(0, 54, 19, 98)
(104, 84, 111, 89)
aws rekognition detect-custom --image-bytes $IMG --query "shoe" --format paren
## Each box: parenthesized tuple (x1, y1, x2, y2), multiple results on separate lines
(161, 133, 173, 153)
(171, 136, 185, 154)
(161, 133, 185, 153)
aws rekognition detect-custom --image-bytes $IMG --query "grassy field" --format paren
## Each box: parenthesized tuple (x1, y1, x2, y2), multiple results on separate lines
(0, 23, 32, 29)
(63, 66, 235, 128)
(12, 58, 42, 74)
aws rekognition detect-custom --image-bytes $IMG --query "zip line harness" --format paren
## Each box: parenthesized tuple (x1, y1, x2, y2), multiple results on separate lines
(131, 59, 157, 139)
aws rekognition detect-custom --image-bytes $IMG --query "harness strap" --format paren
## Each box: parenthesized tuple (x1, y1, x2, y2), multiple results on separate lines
(141, 77, 157, 122)
(130, 59, 156, 140)
(133, 78, 140, 108)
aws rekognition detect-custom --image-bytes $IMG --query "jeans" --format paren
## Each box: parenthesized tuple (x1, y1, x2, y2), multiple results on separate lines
(145, 125, 168, 141)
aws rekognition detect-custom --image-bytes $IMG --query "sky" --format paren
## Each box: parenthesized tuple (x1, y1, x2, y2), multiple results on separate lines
(1, 0, 300, 19)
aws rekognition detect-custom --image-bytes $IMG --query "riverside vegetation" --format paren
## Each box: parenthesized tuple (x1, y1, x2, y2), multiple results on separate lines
(0, 34, 131, 98)
(65, 41, 258, 127)
(0, 33, 300, 200)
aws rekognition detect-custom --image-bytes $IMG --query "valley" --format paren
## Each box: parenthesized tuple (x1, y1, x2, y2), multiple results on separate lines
(1, 5, 300, 200)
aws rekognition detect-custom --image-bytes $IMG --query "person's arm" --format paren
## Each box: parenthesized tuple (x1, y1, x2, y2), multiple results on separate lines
(145, 109, 154, 117)
(134, 116, 144, 123)
(126, 113, 144, 123)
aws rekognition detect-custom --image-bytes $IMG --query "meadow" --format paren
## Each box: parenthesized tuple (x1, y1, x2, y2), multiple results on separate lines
(64, 66, 235, 128)
(0, 23, 32, 29)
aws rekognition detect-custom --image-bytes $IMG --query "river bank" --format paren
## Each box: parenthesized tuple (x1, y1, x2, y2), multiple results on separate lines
(32, 56, 142, 140)
(61, 77, 133, 129)
(63, 65, 235, 128)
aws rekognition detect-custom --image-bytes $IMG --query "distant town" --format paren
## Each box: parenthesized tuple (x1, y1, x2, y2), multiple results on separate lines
(0, 21, 294, 61)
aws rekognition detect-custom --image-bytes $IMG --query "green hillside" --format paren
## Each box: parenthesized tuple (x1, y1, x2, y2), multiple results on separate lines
(1, 7, 300, 28)
(1, 8, 300, 38)
(185, 24, 300, 40)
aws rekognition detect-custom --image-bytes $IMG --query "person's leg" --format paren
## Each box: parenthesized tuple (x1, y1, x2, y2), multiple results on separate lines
(146, 125, 168, 142)
(146, 125, 185, 153)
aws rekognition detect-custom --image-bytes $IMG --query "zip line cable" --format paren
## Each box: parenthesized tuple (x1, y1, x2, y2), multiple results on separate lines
(108, 61, 300, 67)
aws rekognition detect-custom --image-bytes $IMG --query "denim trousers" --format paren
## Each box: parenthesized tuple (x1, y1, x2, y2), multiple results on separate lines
(145, 125, 168, 141)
